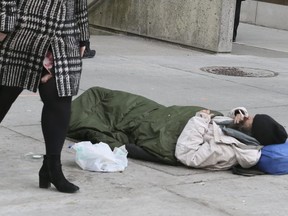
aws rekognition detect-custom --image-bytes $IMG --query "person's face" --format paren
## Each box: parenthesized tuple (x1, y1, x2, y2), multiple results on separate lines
(243, 116, 254, 129)
(230, 115, 254, 135)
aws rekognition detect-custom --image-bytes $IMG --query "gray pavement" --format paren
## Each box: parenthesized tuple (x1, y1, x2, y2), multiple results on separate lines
(1, 23, 288, 216)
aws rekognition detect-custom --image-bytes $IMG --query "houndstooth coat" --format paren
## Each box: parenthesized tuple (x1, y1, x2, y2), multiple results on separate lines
(0, 0, 90, 97)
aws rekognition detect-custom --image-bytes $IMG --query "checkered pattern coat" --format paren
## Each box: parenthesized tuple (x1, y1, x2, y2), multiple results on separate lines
(0, 0, 90, 96)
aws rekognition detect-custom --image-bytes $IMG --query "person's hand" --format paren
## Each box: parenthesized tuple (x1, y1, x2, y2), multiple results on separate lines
(0, 32, 7, 42)
(200, 109, 211, 114)
(80, 46, 86, 57)
(41, 73, 53, 83)
(200, 109, 215, 117)
(234, 110, 245, 124)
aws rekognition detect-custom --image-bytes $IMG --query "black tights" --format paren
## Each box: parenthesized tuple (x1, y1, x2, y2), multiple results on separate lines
(0, 78, 72, 155)
(0, 85, 22, 121)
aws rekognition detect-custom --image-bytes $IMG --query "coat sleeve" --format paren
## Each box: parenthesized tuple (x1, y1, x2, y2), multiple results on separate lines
(0, 0, 18, 33)
(175, 112, 218, 168)
(75, 0, 90, 45)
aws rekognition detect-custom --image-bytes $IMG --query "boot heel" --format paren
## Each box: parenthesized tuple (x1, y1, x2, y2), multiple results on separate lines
(39, 176, 51, 188)
(45, 155, 79, 193)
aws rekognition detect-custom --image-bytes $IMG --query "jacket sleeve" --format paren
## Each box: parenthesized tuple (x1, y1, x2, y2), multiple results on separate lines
(175, 112, 217, 168)
(75, 0, 90, 45)
(0, 0, 18, 33)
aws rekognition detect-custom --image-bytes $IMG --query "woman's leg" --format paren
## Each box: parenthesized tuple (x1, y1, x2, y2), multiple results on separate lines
(38, 78, 71, 155)
(38, 77, 79, 193)
(0, 86, 23, 123)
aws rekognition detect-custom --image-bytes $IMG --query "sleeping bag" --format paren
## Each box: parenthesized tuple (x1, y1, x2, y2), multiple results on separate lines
(67, 86, 223, 165)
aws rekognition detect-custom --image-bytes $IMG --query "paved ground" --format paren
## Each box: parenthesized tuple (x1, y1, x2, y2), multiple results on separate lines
(1, 23, 288, 216)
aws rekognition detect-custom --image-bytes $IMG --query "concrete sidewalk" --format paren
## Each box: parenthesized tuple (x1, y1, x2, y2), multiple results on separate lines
(1, 23, 288, 216)
(232, 23, 288, 57)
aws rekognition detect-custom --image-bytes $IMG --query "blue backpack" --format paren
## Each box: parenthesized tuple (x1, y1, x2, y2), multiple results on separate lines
(257, 141, 288, 175)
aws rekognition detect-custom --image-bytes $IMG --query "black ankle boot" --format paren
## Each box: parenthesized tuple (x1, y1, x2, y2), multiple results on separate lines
(39, 155, 79, 193)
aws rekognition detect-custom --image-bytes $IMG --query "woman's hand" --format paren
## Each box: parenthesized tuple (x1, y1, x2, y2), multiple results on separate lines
(0, 32, 7, 42)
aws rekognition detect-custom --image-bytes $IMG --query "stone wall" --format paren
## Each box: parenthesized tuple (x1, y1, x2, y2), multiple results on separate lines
(88, 0, 236, 53)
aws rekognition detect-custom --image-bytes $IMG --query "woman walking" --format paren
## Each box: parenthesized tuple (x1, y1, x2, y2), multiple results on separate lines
(0, 0, 90, 193)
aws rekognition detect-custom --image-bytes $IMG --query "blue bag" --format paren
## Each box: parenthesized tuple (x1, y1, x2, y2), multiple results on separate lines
(257, 141, 288, 175)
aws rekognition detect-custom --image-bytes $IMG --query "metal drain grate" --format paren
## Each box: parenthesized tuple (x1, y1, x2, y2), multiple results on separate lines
(200, 66, 278, 77)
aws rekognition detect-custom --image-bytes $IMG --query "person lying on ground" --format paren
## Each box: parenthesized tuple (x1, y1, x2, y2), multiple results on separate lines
(174, 108, 287, 170)
(67, 87, 287, 170)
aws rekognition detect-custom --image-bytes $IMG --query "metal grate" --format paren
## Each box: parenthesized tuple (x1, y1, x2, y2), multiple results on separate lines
(200, 66, 278, 77)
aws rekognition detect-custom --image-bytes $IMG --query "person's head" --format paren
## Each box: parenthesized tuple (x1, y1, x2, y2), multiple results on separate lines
(230, 114, 287, 146)
(230, 115, 254, 136)
(251, 114, 287, 146)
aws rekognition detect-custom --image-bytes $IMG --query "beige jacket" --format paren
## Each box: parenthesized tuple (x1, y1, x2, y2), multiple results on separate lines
(175, 108, 261, 170)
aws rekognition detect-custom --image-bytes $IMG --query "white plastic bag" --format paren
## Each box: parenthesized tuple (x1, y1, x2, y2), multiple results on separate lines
(71, 141, 128, 172)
